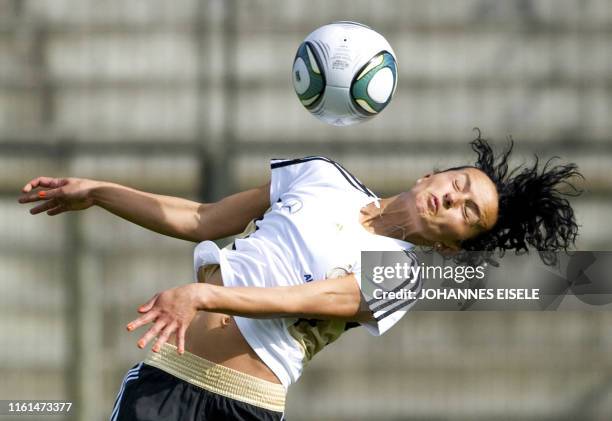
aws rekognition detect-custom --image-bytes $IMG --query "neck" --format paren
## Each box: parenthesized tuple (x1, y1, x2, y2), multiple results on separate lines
(360, 194, 428, 245)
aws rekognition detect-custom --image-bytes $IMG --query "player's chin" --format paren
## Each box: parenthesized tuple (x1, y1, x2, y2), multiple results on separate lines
(416, 218, 440, 243)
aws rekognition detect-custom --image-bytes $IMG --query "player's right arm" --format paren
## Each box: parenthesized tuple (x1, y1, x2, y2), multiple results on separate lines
(18, 177, 270, 242)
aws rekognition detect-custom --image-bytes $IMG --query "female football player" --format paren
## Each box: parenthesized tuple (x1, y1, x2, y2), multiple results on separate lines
(18, 131, 581, 420)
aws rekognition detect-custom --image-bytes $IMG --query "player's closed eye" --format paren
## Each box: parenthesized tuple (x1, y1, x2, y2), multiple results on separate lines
(452, 179, 469, 222)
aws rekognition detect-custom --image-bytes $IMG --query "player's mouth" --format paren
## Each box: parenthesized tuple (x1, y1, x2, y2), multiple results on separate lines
(428, 193, 439, 215)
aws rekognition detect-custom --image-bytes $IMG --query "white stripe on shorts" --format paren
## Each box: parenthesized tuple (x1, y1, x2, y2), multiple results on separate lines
(110, 362, 143, 421)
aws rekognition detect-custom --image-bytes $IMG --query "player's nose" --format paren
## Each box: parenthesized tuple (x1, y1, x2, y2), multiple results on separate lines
(443, 192, 466, 209)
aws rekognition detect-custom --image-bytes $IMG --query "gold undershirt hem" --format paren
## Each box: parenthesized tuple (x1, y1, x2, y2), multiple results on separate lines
(144, 343, 286, 413)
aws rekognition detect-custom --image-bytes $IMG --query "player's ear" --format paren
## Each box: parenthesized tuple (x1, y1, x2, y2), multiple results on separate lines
(416, 173, 433, 184)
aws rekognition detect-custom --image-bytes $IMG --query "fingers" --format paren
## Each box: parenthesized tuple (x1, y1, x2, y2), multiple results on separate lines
(18, 191, 48, 204)
(152, 322, 177, 353)
(137, 319, 167, 350)
(28, 199, 59, 215)
(19, 177, 68, 205)
(22, 177, 53, 193)
(138, 294, 159, 313)
(18, 187, 63, 204)
(126, 287, 195, 355)
(126, 310, 159, 332)
(47, 204, 67, 216)
(177, 325, 187, 355)
(127, 312, 187, 355)
(22, 177, 66, 193)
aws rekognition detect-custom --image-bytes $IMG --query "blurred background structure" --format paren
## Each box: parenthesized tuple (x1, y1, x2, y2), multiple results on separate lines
(1, 0, 611, 420)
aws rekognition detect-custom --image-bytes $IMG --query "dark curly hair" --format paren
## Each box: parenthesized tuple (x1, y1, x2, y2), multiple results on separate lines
(451, 129, 583, 266)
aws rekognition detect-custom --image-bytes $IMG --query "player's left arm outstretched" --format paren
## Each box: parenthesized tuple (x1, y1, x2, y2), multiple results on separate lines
(126, 275, 372, 354)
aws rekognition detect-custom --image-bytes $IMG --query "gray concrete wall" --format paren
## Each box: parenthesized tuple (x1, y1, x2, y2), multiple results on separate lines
(1, 1, 611, 420)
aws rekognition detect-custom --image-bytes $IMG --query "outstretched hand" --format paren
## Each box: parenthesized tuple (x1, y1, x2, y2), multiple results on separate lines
(18, 176, 98, 215)
(126, 284, 203, 355)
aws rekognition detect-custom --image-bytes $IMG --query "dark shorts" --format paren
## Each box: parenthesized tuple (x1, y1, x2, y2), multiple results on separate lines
(110, 363, 285, 421)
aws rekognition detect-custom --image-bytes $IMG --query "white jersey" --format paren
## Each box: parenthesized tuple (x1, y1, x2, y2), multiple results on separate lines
(194, 157, 418, 388)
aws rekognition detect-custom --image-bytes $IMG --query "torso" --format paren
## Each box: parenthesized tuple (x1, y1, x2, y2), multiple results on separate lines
(168, 264, 282, 384)
(183, 158, 415, 386)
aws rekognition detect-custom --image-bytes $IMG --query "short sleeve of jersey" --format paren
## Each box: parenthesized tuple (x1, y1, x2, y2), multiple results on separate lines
(269, 157, 336, 204)
(353, 249, 422, 336)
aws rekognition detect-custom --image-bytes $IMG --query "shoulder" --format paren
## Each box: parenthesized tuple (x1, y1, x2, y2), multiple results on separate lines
(270, 156, 338, 176)
(271, 156, 376, 198)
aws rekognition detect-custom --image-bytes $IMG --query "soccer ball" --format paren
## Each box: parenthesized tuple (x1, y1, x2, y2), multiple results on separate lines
(292, 21, 398, 126)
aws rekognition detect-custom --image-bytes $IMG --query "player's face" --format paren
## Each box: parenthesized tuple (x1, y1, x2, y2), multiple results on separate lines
(410, 167, 499, 250)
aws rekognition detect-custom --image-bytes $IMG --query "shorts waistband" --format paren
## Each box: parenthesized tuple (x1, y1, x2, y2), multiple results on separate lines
(144, 343, 286, 413)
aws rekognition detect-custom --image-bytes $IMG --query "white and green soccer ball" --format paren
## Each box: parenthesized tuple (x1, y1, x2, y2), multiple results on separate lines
(292, 21, 398, 126)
